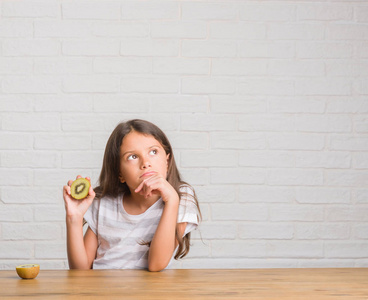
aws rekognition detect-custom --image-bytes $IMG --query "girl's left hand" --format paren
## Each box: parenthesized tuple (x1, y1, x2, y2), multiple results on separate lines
(134, 174, 179, 204)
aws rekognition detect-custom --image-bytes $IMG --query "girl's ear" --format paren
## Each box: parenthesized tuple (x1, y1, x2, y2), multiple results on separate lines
(119, 174, 125, 183)
(166, 153, 170, 169)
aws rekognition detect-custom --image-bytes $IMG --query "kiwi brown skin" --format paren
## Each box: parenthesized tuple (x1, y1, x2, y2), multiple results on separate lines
(70, 178, 91, 200)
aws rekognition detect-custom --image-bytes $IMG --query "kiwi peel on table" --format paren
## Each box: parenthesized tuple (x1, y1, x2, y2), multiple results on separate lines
(70, 178, 91, 200)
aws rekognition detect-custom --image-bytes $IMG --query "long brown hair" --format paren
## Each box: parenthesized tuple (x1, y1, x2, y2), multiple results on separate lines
(94, 119, 201, 259)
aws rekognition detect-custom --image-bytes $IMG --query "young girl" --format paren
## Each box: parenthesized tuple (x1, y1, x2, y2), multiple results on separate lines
(63, 119, 201, 271)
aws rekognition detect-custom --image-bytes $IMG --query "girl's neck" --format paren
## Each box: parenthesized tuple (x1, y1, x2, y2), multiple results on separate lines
(123, 192, 161, 215)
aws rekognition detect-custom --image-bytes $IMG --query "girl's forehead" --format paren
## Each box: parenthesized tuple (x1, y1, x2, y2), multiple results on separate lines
(121, 131, 163, 149)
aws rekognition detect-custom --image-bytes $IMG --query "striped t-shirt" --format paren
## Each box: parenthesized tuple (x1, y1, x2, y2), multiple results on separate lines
(84, 185, 199, 269)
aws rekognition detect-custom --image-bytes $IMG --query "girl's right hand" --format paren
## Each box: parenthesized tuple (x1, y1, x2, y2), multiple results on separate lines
(63, 175, 95, 222)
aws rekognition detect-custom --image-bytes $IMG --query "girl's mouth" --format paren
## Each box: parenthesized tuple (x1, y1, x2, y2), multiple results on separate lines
(140, 171, 157, 178)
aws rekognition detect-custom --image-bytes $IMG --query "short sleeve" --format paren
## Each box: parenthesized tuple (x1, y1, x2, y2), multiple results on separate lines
(177, 185, 200, 236)
(83, 198, 100, 235)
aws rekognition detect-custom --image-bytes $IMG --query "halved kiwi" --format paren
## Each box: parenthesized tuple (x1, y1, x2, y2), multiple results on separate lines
(70, 178, 90, 200)
(16, 264, 40, 279)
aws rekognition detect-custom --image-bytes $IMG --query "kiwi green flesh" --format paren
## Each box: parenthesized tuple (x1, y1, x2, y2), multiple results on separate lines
(71, 178, 90, 200)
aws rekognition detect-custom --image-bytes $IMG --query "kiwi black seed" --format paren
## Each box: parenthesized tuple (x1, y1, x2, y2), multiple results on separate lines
(70, 178, 90, 200)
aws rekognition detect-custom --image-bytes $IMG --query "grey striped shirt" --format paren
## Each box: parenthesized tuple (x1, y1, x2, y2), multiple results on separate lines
(84, 186, 199, 269)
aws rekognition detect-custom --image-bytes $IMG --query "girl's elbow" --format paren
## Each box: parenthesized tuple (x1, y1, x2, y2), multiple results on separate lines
(148, 260, 168, 272)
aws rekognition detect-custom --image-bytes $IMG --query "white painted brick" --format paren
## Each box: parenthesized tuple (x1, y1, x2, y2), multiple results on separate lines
(63, 75, 120, 93)
(122, 2, 179, 20)
(212, 240, 267, 258)
(183, 240, 210, 258)
(296, 187, 350, 204)
(211, 168, 267, 185)
(34, 21, 92, 38)
(356, 42, 368, 58)
(1, 187, 61, 204)
(0, 58, 33, 74)
(92, 132, 110, 150)
(239, 223, 294, 239)
(210, 22, 266, 39)
(180, 168, 208, 186)
(34, 134, 91, 150)
(182, 3, 237, 21)
(269, 60, 325, 77)
(34, 95, 94, 112)
(212, 59, 267, 76)
(181, 150, 237, 168)
(327, 99, 368, 114)
(62, 1, 120, 20)
(182, 40, 236, 58)
(0, 96, 33, 111)
(153, 58, 209, 75)
(268, 241, 323, 258)
(295, 151, 350, 169)
(238, 79, 294, 96)
(355, 6, 368, 22)
(268, 169, 323, 186)
(2, 76, 60, 94)
(0, 169, 32, 186)
(297, 4, 352, 21)
(0, 242, 33, 259)
(0, 206, 33, 222)
(354, 116, 368, 133)
(211, 96, 267, 114)
(269, 204, 324, 221)
(192, 222, 236, 240)
(35, 241, 67, 259)
(353, 152, 368, 169)
(61, 114, 105, 132)
(34, 170, 93, 187)
(35, 58, 91, 75)
(3, 113, 60, 131)
(296, 42, 352, 59)
(352, 224, 368, 239)
(2, 151, 60, 168)
(93, 95, 150, 112)
(325, 242, 368, 258)
(182, 77, 235, 95)
(325, 60, 356, 77)
(240, 4, 295, 21)
(330, 135, 368, 151)
(296, 78, 351, 96)
(94, 57, 151, 74)
(325, 206, 368, 222)
(181, 114, 236, 131)
(62, 40, 120, 56)
(239, 114, 295, 132)
(295, 223, 350, 240)
(326, 170, 368, 187)
(3, 38, 63, 57)
(2, 223, 61, 240)
(166, 132, 208, 150)
(354, 78, 368, 95)
(327, 24, 368, 40)
(62, 151, 103, 169)
(2, 0, 59, 18)
(93, 22, 149, 38)
(239, 186, 294, 203)
(0, 133, 32, 149)
(268, 133, 325, 151)
(211, 132, 266, 150)
(0, 20, 33, 37)
(239, 41, 294, 58)
(151, 21, 206, 39)
(268, 23, 324, 40)
(239, 151, 294, 168)
(195, 185, 236, 203)
(151, 95, 208, 113)
(298, 259, 355, 268)
(121, 76, 179, 94)
(121, 39, 179, 57)
(0, 259, 67, 270)
(268, 97, 325, 113)
(35, 205, 65, 222)
(353, 189, 368, 204)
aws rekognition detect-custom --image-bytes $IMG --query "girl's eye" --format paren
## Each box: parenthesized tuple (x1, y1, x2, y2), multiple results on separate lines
(127, 154, 137, 160)
(149, 149, 157, 155)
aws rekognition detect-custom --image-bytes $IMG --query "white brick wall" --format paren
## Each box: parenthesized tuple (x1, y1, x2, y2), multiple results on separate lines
(0, 0, 368, 270)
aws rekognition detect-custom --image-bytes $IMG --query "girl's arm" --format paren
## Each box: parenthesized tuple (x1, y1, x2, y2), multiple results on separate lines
(64, 176, 97, 269)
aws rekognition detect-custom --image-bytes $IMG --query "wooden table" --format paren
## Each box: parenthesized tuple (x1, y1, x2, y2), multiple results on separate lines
(1, 268, 368, 299)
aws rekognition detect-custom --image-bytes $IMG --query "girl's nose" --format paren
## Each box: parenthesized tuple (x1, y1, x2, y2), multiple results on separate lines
(141, 159, 151, 169)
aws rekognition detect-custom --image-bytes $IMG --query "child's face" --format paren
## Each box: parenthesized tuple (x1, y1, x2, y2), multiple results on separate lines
(119, 131, 169, 192)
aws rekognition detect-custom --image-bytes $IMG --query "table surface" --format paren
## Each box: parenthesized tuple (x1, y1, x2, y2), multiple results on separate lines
(1, 268, 368, 299)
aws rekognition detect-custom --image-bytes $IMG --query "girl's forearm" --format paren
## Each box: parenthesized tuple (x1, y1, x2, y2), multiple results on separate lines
(66, 216, 90, 269)
(148, 200, 179, 272)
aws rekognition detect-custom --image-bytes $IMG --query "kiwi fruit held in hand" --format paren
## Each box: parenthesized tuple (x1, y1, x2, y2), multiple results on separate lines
(70, 178, 91, 200)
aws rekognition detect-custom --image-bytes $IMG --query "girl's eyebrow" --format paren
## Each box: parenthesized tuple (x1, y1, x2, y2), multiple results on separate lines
(121, 144, 161, 157)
